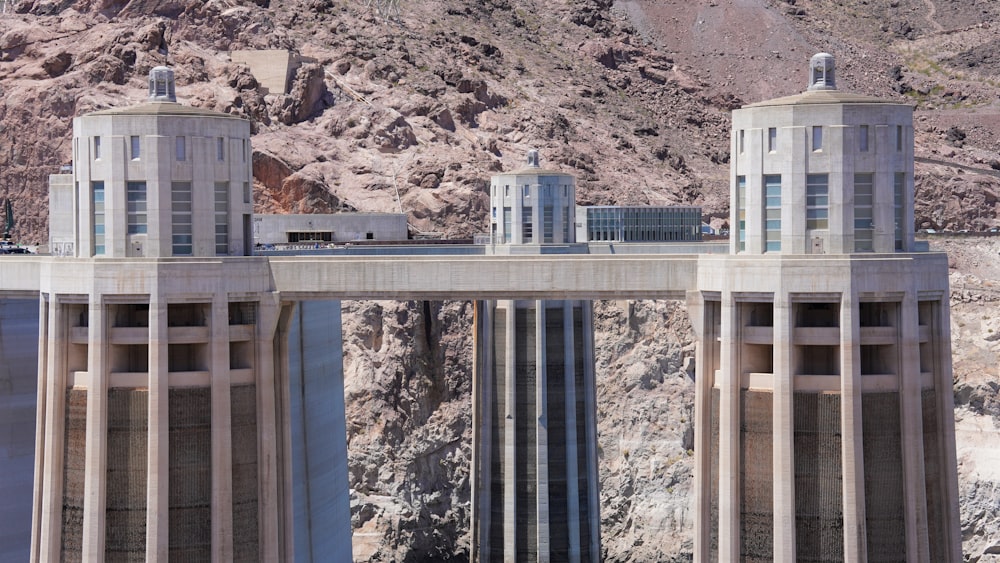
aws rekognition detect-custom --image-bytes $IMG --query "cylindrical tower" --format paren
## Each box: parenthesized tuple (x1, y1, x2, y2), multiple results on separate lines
(31, 68, 308, 563)
(473, 151, 601, 562)
(53, 66, 253, 259)
(693, 54, 961, 562)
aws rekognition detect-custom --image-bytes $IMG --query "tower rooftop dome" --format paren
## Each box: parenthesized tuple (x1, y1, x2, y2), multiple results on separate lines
(808, 52, 836, 91)
(148, 66, 177, 102)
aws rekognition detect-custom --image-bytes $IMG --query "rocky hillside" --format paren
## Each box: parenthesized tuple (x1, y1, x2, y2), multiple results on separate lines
(3, 0, 1000, 560)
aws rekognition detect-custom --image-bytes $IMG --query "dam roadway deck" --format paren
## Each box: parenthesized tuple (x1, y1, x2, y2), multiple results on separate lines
(0, 253, 701, 300)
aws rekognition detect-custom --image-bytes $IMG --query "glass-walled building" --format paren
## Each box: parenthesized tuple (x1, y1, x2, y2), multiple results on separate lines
(577, 205, 702, 242)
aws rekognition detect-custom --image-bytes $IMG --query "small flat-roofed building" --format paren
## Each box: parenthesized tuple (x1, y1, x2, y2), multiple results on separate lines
(252, 213, 408, 246)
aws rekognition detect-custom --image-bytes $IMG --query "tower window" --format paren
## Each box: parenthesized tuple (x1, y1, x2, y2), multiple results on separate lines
(543, 205, 554, 243)
(806, 174, 829, 229)
(217, 137, 225, 161)
(812, 126, 823, 151)
(896, 126, 903, 152)
(127, 182, 147, 234)
(737, 176, 746, 252)
(739, 129, 745, 153)
(522, 206, 533, 243)
(859, 125, 869, 152)
(768, 128, 777, 152)
(176, 137, 186, 161)
(894, 173, 905, 251)
(171, 182, 193, 256)
(130, 136, 140, 160)
(94, 136, 102, 160)
(854, 173, 874, 252)
(764, 175, 781, 252)
(215, 182, 229, 255)
(93, 181, 105, 255)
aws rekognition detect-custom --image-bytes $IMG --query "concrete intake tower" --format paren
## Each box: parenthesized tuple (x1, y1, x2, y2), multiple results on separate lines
(690, 53, 962, 561)
(472, 150, 601, 562)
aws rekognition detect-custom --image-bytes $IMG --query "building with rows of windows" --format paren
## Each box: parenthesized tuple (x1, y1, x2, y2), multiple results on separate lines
(49, 67, 253, 259)
(730, 53, 913, 255)
(31, 67, 350, 562)
(691, 53, 960, 562)
(576, 205, 702, 243)
(474, 150, 601, 561)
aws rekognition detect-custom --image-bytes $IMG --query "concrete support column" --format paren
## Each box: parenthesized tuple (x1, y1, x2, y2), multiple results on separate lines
(688, 291, 711, 562)
(772, 292, 795, 562)
(899, 293, 929, 562)
(146, 299, 169, 561)
(932, 297, 962, 562)
(717, 292, 740, 561)
(35, 296, 66, 562)
(81, 297, 107, 560)
(209, 296, 233, 562)
(257, 296, 283, 562)
(563, 304, 581, 563)
(840, 293, 867, 562)
(471, 300, 493, 562)
(29, 296, 49, 563)
(502, 300, 517, 563)
(582, 301, 601, 558)
(535, 303, 550, 563)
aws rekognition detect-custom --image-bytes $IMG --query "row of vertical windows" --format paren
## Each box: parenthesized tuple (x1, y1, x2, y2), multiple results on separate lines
(90, 136, 239, 162)
(494, 183, 571, 200)
(738, 172, 906, 252)
(735, 124, 902, 154)
(586, 207, 701, 242)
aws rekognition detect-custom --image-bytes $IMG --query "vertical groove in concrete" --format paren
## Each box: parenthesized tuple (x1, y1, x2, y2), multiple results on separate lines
(231, 384, 259, 561)
(61, 388, 87, 562)
(104, 388, 149, 560)
(862, 392, 905, 561)
(167, 387, 211, 560)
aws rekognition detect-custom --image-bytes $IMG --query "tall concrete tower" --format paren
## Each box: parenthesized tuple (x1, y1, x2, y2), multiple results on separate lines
(690, 53, 961, 562)
(32, 67, 351, 562)
(472, 151, 601, 562)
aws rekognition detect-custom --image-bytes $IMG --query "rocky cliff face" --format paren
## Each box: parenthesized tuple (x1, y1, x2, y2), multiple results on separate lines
(3, 0, 1000, 560)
